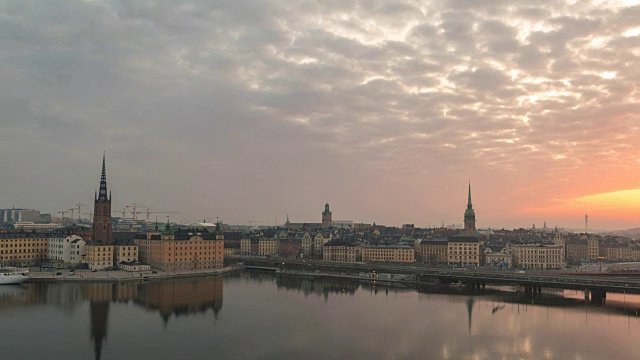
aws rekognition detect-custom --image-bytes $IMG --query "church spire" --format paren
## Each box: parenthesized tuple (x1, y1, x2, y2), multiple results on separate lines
(467, 180, 473, 209)
(97, 152, 108, 202)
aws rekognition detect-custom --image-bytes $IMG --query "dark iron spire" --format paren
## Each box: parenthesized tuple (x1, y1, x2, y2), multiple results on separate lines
(467, 180, 473, 209)
(97, 153, 108, 202)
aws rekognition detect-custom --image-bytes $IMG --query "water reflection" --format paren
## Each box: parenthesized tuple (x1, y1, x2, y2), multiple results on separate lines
(1, 273, 640, 360)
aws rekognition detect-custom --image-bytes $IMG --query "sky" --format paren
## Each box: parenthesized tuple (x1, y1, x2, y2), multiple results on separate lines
(1, 1, 639, 230)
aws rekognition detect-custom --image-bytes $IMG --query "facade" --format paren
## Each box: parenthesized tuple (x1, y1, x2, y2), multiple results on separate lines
(301, 232, 313, 257)
(119, 261, 150, 272)
(361, 245, 414, 263)
(135, 229, 224, 271)
(47, 235, 86, 267)
(322, 203, 332, 228)
(240, 238, 251, 255)
(224, 243, 240, 256)
(313, 233, 330, 258)
(92, 154, 112, 244)
(278, 237, 302, 258)
(512, 244, 564, 270)
(323, 241, 359, 262)
(85, 243, 114, 270)
(463, 183, 477, 236)
(416, 239, 448, 264)
(565, 240, 588, 263)
(0, 232, 49, 266)
(258, 238, 278, 256)
(587, 236, 600, 260)
(447, 236, 480, 266)
(114, 244, 138, 266)
(483, 246, 512, 268)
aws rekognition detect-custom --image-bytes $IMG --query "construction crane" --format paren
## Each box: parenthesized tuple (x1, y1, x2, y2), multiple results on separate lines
(75, 203, 86, 219)
(124, 203, 149, 221)
(82, 212, 94, 221)
(144, 209, 180, 221)
(68, 208, 76, 220)
(57, 210, 68, 221)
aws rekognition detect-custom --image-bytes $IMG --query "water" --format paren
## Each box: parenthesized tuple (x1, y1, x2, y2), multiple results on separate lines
(1, 272, 640, 360)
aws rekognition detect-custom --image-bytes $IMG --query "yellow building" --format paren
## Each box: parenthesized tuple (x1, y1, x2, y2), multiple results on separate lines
(134, 229, 224, 271)
(85, 243, 114, 270)
(258, 238, 278, 256)
(114, 244, 138, 266)
(447, 236, 480, 266)
(0, 233, 49, 266)
(322, 241, 359, 262)
(512, 244, 564, 270)
(361, 245, 414, 263)
(416, 239, 448, 264)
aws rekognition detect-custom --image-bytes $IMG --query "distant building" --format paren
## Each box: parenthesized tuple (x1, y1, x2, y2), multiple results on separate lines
(85, 243, 114, 270)
(447, 236, 480, 266)
(92, 154, 112, 244)
(47, 234, 86, 267)
(322, 203, 332, 228)
(14, 222, 60, 230)
(323, 241, 359, 262)
(0, 208, 41, 225)
(135, 224, 224, 271)
(0, 232, 49, 266)
(463, 182, 477, 236)
(416, 239, 448, 264)
(512, 244, 564, 270)
(361, 245, 414, 263)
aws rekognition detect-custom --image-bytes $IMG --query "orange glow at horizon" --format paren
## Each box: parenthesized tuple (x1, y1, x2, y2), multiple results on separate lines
(524, 188, 640, 220)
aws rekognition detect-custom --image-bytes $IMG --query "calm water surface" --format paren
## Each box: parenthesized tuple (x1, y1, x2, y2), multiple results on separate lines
(1, 272, 640, 360)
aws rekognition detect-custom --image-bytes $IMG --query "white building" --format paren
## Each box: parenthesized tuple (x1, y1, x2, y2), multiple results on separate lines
(48, 235, 86, 267)
(15, 222, 60, 230)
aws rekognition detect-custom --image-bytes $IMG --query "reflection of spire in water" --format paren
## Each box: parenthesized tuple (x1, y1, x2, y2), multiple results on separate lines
(90, 301, 110, 360)
(467, 297, 475, 333)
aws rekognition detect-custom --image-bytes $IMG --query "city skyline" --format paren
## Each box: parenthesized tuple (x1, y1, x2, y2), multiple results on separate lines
(1, 1, 639, 230)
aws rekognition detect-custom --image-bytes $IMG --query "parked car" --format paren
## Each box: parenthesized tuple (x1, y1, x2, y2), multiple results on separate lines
(56, 272, 62, 276)
(91, 269, 97, 272)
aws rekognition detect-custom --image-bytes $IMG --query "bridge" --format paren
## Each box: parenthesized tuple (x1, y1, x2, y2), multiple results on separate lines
(228, 256, 640, 303)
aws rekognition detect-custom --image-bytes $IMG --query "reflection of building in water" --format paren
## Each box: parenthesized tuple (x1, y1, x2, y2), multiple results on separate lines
(82, 283, 139, 360)
(134, 276, 223, 324)
(276, 276, 360, 301)
(466, 297, 475, 333)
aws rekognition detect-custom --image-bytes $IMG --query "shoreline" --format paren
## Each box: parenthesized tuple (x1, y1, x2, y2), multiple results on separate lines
(25, 266, 243, 283)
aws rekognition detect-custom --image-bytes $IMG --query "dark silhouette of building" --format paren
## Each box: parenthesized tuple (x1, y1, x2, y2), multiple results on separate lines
(322, 203, 332, 228)
(463, 182, 476, 236)
(92, 153, 112, 244)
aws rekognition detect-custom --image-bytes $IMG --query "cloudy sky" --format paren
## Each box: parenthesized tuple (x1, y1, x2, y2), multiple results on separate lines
(1, 1, 639, 230)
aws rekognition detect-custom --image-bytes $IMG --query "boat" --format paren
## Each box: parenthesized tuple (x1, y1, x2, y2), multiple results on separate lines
(0, 267, 30, 285)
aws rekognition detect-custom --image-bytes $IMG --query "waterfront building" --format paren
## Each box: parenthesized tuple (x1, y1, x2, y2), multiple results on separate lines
(119, 261, 150, 272)
(447, 236, 480, 266)
(511, 244, 564, 270)
(114, 244, 138, 267)
(0, 232, 49, 266)
(483, 245, 512, 268)
(47, 234, 86, 267)
(587, 236, 599, 260)
(565, 240, 588, 264)
(258, 238, 278, 256)
(416, 239, 448, 264)
(322, 203, 332, 228)
(240, 238, 251, 255)
(85, 243, 114, 270)
(278, 236, 302, 258)
(92, 154, 112, 244)
(301, 232, 313, 257)
(134, 227, 224, 271)
(360, 245, 414, 263)
(323, 241, 359, 262)
(313, 232, 330, 258)
(463, 182, 477, 236)
(224, 243, 241, 256)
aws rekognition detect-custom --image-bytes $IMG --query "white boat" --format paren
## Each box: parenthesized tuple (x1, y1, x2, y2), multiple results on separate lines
(0, 267, 30, 285)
